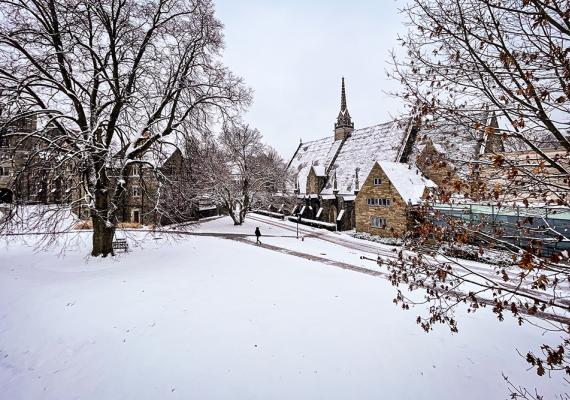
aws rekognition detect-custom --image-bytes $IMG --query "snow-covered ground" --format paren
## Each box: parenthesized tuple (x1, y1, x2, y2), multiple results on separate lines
(0, 216, 568, 399)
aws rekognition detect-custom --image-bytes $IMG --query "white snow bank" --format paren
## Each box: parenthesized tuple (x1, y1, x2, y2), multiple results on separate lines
(0, 232, 567, 399)
(0, 204, 79, 234)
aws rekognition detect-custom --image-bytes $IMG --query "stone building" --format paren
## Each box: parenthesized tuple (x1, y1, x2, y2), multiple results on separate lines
(286, 78, 435, 236)
(355, 161, 435, 237)
(0, 115, 76, 205)
(410, 113, 570, 204)
(0, 114, 215, 226)
(0, 116, 36, 203)
(79, 145, 215, 226)
(410, 112, 503, 196)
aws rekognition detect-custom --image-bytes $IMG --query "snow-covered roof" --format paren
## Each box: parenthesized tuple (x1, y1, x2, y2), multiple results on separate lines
(377, 161, 436, 205)
(288, 120, 410, 195)
(321, 120, 410, 195)
(409, 113, 490, 173)
(311, 165, 326, 177)
(288, 137, 342, 193)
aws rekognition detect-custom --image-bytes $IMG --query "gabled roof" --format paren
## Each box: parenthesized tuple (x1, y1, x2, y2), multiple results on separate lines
(321, 120, 410, 195)
(288, 119, 411, 195)
(377, 161, 436, 205)
(288, 136, 342, 193)
(408, 112, 491, 174)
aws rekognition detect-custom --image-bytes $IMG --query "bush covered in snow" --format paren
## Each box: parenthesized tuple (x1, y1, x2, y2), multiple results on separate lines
(349, 232, 403, 246)
(439, 243, 515, 266)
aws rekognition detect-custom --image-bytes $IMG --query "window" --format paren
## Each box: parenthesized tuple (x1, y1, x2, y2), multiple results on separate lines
(367, 198, 391, 207)
(130, 164, 140, 176)
(371, 216, 387, 228)
(131, 186, 141, 197)
(0, 166, 10, 176)
(373, 177, 382, 185)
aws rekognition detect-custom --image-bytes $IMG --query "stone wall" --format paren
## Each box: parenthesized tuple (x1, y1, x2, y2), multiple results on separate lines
(355, 163, 408, 237)
(415, 141, 460, 194)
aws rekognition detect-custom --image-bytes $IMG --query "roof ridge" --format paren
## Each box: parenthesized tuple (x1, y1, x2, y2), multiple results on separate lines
(301, 119, 406, 144)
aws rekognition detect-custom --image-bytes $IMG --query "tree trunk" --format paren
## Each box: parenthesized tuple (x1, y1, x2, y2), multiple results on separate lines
(91, 166, 116, 257)
(229, 208, 241, 225)
(92, 214, 115, 257)
(228, 200, 242, 225)
(240, 193, 249, 225)
(239, 206, 246, 225)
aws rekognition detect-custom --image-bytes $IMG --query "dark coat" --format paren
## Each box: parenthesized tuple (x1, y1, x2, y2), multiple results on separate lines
(255, 228, 261, 237)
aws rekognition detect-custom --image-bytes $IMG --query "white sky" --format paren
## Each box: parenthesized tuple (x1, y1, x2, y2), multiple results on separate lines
(214, 0, 406, 159)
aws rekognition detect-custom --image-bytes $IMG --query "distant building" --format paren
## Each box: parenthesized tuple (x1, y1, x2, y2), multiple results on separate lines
(0, 114, 73, 205)
(410, 112, 503, 198)
(411, 113, 569, 204)
(286, 78, 435, 236)
(0, 115, 217, 225)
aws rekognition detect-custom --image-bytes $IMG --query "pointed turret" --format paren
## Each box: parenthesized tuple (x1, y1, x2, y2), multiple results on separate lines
(334, 77, 354, 141)
(340, 77, 348, 111)
(483, 111, 504, 154)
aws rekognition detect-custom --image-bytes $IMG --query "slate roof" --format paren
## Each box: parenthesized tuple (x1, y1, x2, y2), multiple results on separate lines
(288, 136, 342, 193)
(321, 120, 410, 195)
(288, 119, 411, 195)
(408, 112, 491, 174)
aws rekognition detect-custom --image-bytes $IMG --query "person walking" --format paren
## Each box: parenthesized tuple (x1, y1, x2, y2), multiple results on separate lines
(255, 227, 261, 244)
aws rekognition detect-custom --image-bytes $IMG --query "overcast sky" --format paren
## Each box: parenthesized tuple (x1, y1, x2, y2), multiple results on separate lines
(214, 0, 407, 159)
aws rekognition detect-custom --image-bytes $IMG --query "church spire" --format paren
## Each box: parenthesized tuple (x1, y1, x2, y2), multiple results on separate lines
(341, 77, 347, 111)
(334, 77, 354, 141)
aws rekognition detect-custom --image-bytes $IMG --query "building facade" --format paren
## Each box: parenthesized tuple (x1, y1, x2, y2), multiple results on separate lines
(0, 115, 215, 226)
(355, 161, 435, 236)
(285, 78, 435, 237)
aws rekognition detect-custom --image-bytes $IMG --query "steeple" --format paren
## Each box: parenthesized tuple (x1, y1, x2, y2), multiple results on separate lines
(334, 77, 354, 141)
(341, 77, 348, 111)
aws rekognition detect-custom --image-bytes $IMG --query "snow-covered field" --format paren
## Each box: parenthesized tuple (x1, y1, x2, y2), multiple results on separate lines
(0, 216, 568, 399)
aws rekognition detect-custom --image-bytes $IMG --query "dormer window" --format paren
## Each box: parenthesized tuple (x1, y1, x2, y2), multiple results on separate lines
(373, 177, 382, 186)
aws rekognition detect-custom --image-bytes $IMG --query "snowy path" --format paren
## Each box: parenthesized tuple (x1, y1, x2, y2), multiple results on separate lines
(247, 214, 399, 257)
(185, 215, 570, 325)
(229, 236, 386, 278)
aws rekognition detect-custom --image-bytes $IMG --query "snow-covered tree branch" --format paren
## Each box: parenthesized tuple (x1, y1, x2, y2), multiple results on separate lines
(0, 0, 251, 256)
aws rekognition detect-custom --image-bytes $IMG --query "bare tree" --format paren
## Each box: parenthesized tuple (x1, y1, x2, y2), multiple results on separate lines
(0, 0, 251, 256)
(200, 123, 290, 225)
(388, 0, 570, 395)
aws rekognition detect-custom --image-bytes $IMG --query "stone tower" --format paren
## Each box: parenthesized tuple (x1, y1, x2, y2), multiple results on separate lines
(334, 77, 354, 141)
